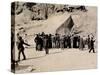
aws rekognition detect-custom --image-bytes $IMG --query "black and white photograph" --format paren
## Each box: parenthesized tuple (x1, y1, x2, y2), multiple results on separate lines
(11, 1, 97, 73)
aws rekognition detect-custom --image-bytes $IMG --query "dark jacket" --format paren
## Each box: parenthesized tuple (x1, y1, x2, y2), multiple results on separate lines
(18, 37, 30, 50)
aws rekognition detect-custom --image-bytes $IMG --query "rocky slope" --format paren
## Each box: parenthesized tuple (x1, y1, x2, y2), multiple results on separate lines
(11, 2, 97, 42)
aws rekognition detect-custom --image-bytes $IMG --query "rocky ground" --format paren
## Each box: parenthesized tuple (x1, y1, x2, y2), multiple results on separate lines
(14, 6, 97, 37)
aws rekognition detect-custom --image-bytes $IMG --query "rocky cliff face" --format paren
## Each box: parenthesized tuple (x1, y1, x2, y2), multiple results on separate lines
(11, 2, 87, 22)
(11, 2, 97, 39)
(12, 2, 67, 21)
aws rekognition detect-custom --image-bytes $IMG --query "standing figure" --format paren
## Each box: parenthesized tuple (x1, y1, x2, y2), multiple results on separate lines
(77, 36, 80, 48)
(67, 35, 71, 48)
(79, 36, 84, 50)
(34, 34, 43, 51)
(44, 35, 49, 54)
(73, 36, 78, 48)
(83, 36, 86, 49)
(18, 37, 30, 61)
(55, 33, 58, 48)
(57, 34, 60, 48)
(48, 34, 52, 48)
(60, 35, 64, 49)
(87, 35, 91, 49)
(89, 37, 95, 53)
(52, 36, 56, 48)
(63, 35, 67, 48)
(34, 34, 39, 51)
(71, 35, 73, 48)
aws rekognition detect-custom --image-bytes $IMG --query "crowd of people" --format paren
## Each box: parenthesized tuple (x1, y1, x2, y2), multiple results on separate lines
(11, 31, 96, 65)
(34, 32, 96, 53)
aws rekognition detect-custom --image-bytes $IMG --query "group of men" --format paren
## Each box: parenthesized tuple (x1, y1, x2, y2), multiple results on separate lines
(11, 32, 96, 64)
(34, 32, 51, 54)
(34, 32, 96, 53)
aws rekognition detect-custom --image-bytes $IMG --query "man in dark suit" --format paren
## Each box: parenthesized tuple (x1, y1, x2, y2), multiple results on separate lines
(34, 34, 43, 51)
(48, 34, 52, 48)
(87, 35, 91, 49)
(44, 35, 49, 54)
(89, 37, 95, 53)
(18, 37, 30, 61)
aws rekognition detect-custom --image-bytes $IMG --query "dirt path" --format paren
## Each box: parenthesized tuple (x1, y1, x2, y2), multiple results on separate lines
(15, 48, 97, 73)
